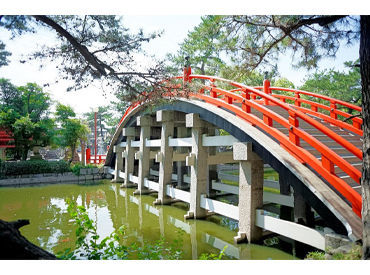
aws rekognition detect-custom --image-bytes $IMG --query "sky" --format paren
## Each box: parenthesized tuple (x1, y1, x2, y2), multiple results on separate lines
(0, 15, 204, 115)
(0, 1, 366, 117)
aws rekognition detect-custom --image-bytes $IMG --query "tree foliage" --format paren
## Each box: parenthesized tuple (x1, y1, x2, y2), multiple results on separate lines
(300, 60, 361, 111)
(0, 79, 55, 160)
(83, 106, 119, 151)
(167, 16, 227, 76)
(55, 103, 88, 162)
(0, 41, 11, 67)
(0, 15, 166, 101)
(217, 15, 359, 70)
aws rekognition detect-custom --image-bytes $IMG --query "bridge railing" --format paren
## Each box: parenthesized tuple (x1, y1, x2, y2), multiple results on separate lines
(184, 74, 362, 216)
(253, 86, 362, 135)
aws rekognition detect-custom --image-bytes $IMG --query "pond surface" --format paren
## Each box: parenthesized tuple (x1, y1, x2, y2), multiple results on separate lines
(0, 181, 296, 259)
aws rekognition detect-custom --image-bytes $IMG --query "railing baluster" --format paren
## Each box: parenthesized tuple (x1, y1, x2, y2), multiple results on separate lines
(330, 101, 338, 120)
(295, 93, 301, 107)
(322, 155, 335, 174)
(288, 110, 300, 146)
(263, 79, 271, 105)
(242, 90, 251, 113)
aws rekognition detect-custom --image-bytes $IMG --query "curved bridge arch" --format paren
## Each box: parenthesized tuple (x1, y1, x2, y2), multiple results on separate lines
(105, 73, 363, 247)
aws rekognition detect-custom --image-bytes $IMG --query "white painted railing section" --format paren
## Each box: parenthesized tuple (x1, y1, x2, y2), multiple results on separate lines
(129, 174, 139, 184)
(168, 137, 192, 147)
(145, 138, 161, 147)
(202, 135, 238, 147)
(130, 140, 140, 147)
(255, 209, 325, 250)
(166, 185, 191, 203)
(143, 178, 159, 191)
(118, 170, 125, 179)
(200, 195, 239, 220)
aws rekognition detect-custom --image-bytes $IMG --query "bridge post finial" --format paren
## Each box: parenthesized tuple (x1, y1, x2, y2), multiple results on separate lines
(263, 72, 271, 105)
(183, 56, 192, 86)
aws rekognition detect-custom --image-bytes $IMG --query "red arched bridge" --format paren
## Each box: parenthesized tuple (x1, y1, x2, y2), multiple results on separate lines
(104, 68, 363, 251)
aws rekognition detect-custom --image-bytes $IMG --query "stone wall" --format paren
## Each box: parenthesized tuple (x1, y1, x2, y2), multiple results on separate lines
(0, 168, 113, 187)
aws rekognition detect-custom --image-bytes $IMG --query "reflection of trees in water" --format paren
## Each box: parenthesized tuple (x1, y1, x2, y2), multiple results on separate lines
(0, 182, 297, 259)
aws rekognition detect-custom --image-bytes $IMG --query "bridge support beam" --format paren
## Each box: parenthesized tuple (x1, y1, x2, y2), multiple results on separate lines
(112, 145, 124, 183)
(233, 142, 264, 244)
(185, 113, 209, 220)
(121, 127, 136, 188)
(154, 110, 175, 205)
(134, 115, 152, 195)
(294, 192, 315, 227)
(279, 173, 293, 221)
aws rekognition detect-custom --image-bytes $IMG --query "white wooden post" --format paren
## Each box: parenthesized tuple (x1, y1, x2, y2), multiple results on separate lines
(233, 142, 264, 244)
(154, 110, 175, 205)
(184, 113, 209, 219)
(134, 115, 152, 195)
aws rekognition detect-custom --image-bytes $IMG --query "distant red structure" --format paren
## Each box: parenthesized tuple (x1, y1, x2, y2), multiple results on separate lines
(0, 128, 15, 149)
(0, 128, 14, 160)
(85, 148, 106, 164)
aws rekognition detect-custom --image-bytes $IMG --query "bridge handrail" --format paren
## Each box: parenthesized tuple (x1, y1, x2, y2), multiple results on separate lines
(195, 84, 361, 182)
(254, 86, 363, 131)
(188, 75, 362, 159)
(185, 74, 362, 216)
(268, 94, 362, 135)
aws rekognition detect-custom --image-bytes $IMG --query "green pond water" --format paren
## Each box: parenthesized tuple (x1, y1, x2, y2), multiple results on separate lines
(0, 180, 296, 260)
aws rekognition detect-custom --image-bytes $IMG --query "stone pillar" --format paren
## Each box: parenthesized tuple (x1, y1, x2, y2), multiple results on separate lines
(176, 126, 188, 189)
(206, 126, 218, 197)
(112, 145, 124, 183)
(184, 113, 208, 220)
(233, 142, 264, 244)
(154, 110, 175, 205)
(134, 115, 152, 195)
(121, 127, 136, 188)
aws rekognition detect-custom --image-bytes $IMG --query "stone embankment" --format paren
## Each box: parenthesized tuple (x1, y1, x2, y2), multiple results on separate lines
(0, 168, 113, 187)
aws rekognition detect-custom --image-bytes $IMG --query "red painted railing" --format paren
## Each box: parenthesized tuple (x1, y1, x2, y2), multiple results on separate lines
(85, 148, 106, 164)
(0, 130, 15, 149)
(114, 71, 363, 217)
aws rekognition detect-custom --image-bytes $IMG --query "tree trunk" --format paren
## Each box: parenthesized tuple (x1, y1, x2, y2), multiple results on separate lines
(0, 219, 57, 259)
(360, 15, 370, 260)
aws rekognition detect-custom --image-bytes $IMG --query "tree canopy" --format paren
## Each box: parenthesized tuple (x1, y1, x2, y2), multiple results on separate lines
(0, 15, 166, 101)
(300, 60, 361, 111)
(0, 79, 55, 160)
(55, 103, 88, 162)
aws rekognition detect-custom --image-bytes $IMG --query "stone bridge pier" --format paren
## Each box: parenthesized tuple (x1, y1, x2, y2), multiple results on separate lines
(107, 109, 355, 251)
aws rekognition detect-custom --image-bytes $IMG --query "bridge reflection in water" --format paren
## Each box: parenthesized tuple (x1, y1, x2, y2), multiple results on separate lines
(0, 181, 296, 259)
(113, 184, 295, 259)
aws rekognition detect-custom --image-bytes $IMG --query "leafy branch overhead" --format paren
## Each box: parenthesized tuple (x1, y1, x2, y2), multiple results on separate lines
(0, 15, 167, 98)
(218, 15, 360, 70)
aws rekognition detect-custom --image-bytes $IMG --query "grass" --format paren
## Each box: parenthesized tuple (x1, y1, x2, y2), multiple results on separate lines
(220, 168, 280, 194)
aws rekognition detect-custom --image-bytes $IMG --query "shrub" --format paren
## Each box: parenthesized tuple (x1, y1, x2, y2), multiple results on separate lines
(57, 199, 184, 260)
(0, 160, 71, 177)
